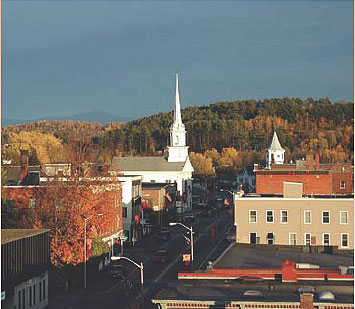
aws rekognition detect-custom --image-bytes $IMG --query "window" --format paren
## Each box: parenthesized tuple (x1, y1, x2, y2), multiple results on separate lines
(249, 210, 257, 223)
(250, 232, 257, 244)
(340, 180, 346, 189)
(305, 233, 311, 246)
(322, 233, 330, 246)
(340, 211, 348, 224)
(22, 289, 25, 309)
(33, 285, 36, 305)
(29, 286, 32, 307)
(341, 233, 349, 248)
(280, 210, 288, 223)
(267, 233, 274, 245)
(322, 211, 330, 224)
(122, 207, 128, 219)
(266, 210, 274, 223)
(39, 281, 42, 301)
(29, 199, 36, 208)
(304, 211, 311, 224)
(289, 233, 297, 245)
(42, 280, 46, 300)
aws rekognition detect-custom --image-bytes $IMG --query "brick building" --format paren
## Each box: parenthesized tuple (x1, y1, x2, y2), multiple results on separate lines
(2, 157, 124, 264)
(255, 154, 354, 196)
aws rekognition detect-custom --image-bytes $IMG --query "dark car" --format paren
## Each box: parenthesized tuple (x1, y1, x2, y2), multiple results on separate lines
(184, 214, 195, 223)
(154, 230, 171, 241)
(233, 276, 264, 283)
(184, 229, 198, 238)
(155, 249, 169, 263)
(109, 264, 127, 280)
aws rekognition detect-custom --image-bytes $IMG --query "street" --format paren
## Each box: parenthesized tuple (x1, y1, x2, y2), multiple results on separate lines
(51, 203, 234, 309)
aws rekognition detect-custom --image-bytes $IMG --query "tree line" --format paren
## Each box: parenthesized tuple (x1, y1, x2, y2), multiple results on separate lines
(2, 97, 354, 170)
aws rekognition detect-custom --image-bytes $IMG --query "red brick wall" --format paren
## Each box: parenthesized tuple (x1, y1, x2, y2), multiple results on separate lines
(256, 172, 332, 195)
(142, 188, 162, 209)
(332, 172, 354, 194)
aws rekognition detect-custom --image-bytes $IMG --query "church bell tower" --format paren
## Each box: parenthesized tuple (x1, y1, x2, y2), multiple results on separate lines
(167, 73, 189, 162)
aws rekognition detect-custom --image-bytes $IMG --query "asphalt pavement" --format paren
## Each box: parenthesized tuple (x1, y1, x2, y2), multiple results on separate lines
(50, 204, 234, 309)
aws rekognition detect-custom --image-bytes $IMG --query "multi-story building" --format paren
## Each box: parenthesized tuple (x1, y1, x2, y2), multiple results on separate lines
(255, 133, 354, 196)
(1, 229, 50, 309)
(234, 183, 353, 249)
(116, 175, 143, 242)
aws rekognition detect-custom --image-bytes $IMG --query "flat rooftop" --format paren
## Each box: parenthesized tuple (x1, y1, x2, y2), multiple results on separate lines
(214, 244, 353, 270)
(1, 229, 50, 244)
(153, 281, 354, 304)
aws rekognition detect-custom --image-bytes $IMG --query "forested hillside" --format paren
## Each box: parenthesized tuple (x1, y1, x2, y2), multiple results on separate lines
(99, 97, 353, 167)
(2, 97, 353, 171)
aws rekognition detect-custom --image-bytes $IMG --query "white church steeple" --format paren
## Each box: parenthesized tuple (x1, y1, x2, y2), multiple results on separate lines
(168, 72, 189, 162)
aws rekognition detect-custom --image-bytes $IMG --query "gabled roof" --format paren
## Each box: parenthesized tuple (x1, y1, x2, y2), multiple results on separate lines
(268, 132, 284, 151)
(111, 156, 188, 172)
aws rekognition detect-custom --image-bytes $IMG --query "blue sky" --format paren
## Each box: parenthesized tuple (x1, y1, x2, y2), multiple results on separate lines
(2, 1, 354, 120)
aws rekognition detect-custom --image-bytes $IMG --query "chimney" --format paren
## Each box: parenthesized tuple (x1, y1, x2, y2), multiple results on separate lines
(20, 149, 29, 180)
(315, 154, 320, 170)
(300, 292, 314, 309)
(306, 154, 314, 170)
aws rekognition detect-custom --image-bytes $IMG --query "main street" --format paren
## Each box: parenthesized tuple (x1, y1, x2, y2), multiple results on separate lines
(51, 203, 234, 309)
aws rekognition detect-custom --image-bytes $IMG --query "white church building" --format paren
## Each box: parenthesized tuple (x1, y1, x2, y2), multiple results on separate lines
(110, 73, 194, 219)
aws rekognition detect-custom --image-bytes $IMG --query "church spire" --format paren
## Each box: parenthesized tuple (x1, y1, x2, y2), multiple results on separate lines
(173, 72, 183, 125)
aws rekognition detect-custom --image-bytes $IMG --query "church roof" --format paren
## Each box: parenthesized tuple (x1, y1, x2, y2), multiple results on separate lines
(268, 132, 284, 151)
(111, 156, 187, 172)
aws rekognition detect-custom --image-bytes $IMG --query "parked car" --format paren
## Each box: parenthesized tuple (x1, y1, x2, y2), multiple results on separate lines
(318, 291, 335, 301)
(155, 249, 169, 263)
(154, 230, 171, 241)
(109, 264, 127, 280)
(234, 276, 264, 283)
(184, 214, 195, 223)
(184, 228, 198, 238)
(242, 290, 264, 299)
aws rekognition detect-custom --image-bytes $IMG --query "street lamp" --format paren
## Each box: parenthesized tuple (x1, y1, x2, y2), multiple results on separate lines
(220, 189, 237, 206)
(169, 222, 194, 271)
(84, 213, 104, 289)
(111, 256, 144, 307)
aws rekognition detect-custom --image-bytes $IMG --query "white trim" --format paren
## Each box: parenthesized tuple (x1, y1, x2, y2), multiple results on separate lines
(304, 210, 312, 224)
(340, 210, 349, 225)
(280, 210, 288, 224)
(249, 210, 257, 223)
(322, 210, 330, 224)
(266, 210, 274, 223)
(322, 233, 330, 246)
(340, 233, 349, 248)
(304, 233, 311, 246)
(289, 232, 297, 245)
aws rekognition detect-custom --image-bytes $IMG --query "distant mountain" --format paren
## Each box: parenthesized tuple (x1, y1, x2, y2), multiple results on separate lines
(2, 111, 134, 127)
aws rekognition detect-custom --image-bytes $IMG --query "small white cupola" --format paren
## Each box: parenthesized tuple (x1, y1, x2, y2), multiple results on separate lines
(266, 131, 285, 167)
